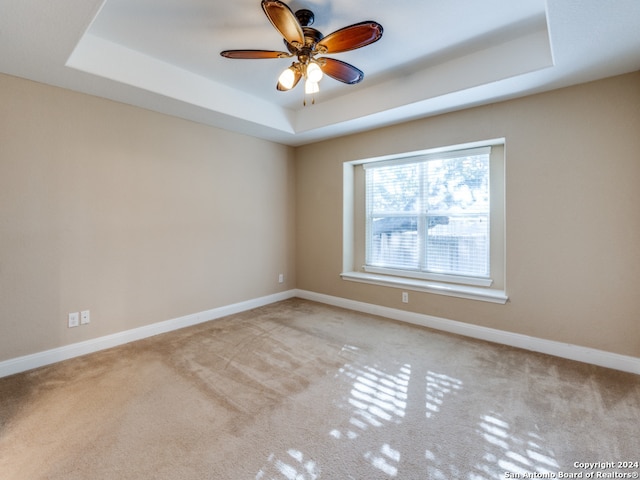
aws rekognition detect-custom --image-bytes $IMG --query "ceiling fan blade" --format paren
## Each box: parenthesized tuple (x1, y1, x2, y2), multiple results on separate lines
(319, 58, 364, 85)
(220, 50, 291, 59)
(276, 69, 302, 91)
(261, 0, 304, 47)
(316, 21, 383, 54)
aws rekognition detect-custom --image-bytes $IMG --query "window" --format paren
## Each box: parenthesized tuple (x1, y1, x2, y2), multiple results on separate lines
(342, 140, 507, 303)
(364, 147, 491, 284)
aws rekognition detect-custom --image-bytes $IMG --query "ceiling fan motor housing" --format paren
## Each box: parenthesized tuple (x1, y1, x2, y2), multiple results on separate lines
(285, 10, 324, 54)
(285, 28, 323, 55)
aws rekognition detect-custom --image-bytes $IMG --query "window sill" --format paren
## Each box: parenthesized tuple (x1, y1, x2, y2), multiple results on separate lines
(340, 271, 508, 304)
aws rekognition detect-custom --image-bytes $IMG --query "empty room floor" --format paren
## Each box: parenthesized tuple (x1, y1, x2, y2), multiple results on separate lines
(1, 299, 639, 479)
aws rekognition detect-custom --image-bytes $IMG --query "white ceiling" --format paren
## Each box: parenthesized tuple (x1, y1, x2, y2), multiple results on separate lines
(1, 0, 639, 146)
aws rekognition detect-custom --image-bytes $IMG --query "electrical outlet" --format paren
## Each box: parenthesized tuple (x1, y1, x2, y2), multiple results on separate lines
(278, 273, 284, 283)
(80, 310, 90, 325)
(68, 312, 80, 328)
(402, 292, 409, 303)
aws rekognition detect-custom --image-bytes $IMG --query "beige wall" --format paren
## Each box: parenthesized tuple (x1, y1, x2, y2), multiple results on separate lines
(296, 71, 640, 357)
(0, 74, 296, 361)
(2, 71, 639, 364)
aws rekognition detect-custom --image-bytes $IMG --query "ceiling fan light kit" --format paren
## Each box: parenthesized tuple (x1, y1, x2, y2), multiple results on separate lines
(220, 0, 383, 105)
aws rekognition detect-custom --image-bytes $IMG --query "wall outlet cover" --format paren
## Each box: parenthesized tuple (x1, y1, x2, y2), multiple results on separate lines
(68, 312, 80, 328)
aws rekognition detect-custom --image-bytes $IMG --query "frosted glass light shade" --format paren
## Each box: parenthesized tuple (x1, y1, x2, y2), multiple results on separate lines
(305, 79, 319, 94)
(278, 68, 296, 90)
(306, 62, 323, 83)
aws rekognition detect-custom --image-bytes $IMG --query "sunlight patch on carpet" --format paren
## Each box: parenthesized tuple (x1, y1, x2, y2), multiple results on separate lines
(474, 412, 560, 478)
(256, 449, 320, 480)
(425, 371, 463, 418)
(364, 442, 401, 476)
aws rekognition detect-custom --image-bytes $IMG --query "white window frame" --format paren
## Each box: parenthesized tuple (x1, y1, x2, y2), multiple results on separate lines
(341, 139, 508, 304)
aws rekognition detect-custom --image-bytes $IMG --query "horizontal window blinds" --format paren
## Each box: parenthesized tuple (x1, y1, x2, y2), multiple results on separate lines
(365, 147, 491, 279)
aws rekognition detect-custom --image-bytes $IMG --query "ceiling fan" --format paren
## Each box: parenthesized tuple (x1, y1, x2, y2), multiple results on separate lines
(220, 0, 383, 103)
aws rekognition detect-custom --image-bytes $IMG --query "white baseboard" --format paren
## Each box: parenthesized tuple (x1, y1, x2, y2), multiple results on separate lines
(3, 288, 638, 378)
(0, 290, 297, 379)
(295, 289, 640, 375)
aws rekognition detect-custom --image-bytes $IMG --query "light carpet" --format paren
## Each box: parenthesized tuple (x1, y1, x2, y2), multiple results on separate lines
(1, 299, 639, 479)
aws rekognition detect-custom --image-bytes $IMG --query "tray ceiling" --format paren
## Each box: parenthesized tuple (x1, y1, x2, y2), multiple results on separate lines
(2, 0, 639, 145)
